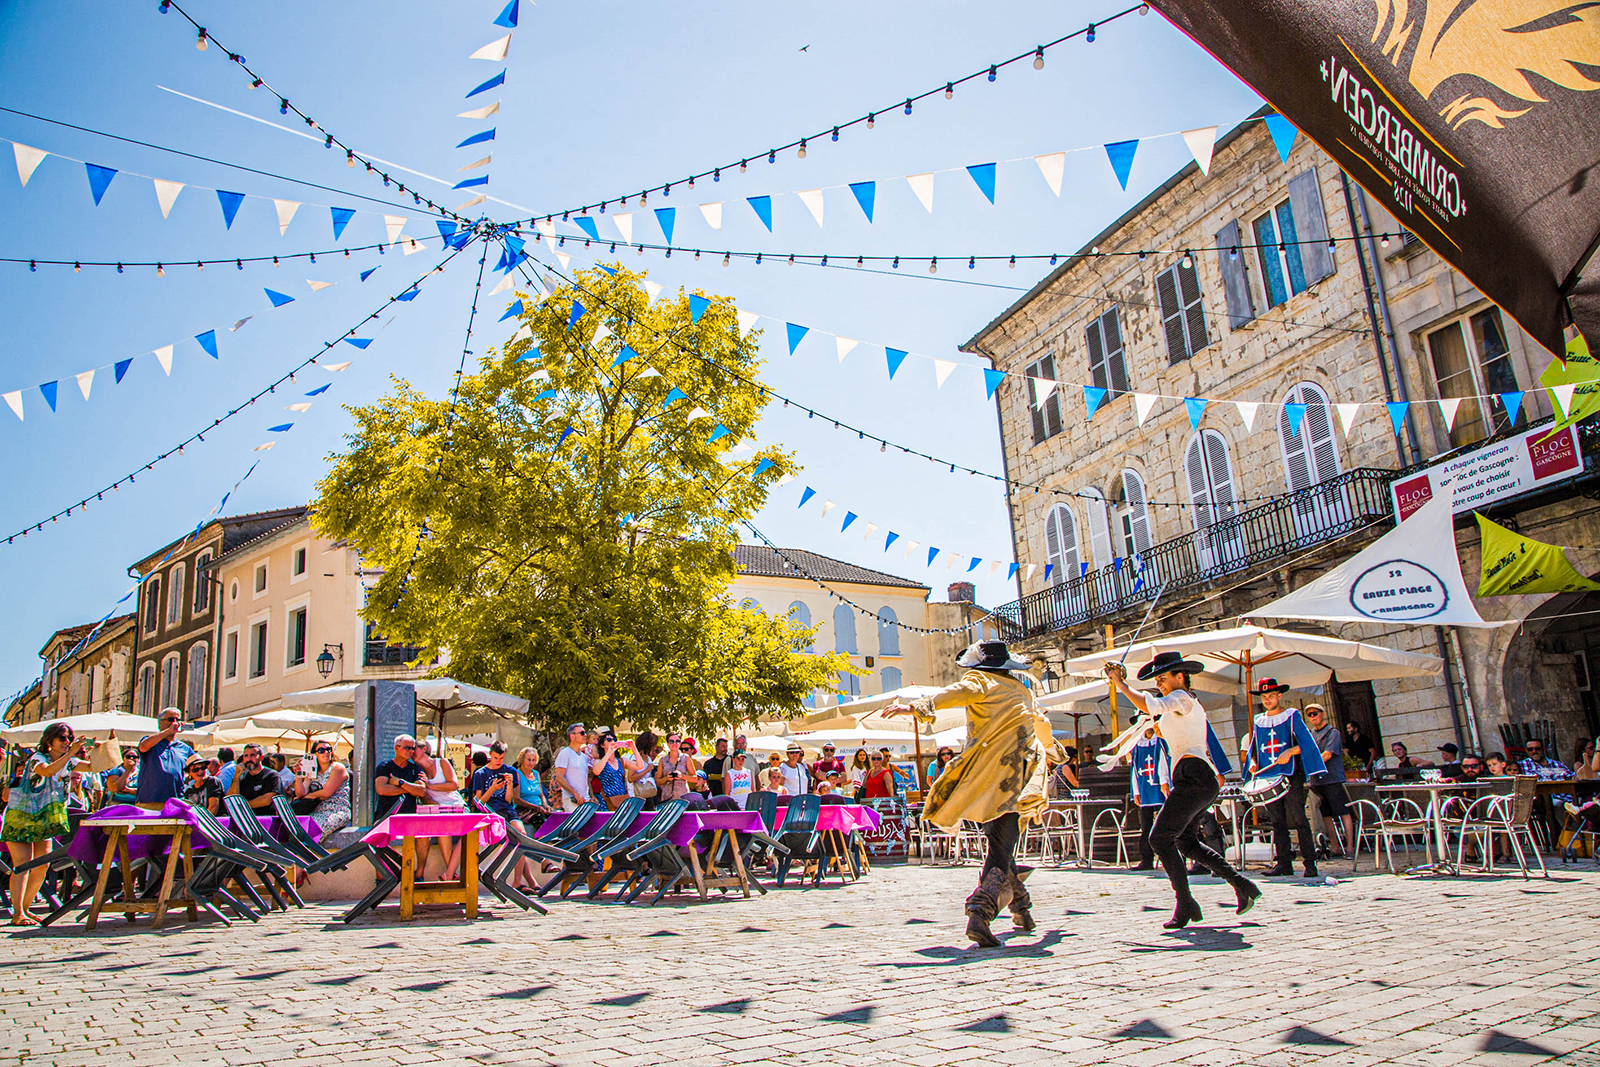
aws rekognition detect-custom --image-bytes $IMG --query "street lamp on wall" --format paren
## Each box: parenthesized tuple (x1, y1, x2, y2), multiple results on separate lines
(1040, 666, 1060, 695)
(316, 643, 343, 677)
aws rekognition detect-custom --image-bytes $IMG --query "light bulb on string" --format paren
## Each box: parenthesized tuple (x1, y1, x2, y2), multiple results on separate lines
(1009, 256, 1017, 269)
(346, 150, 355, 167)
(904, 99, 912, 115)
(892, 256, 899, 269)
(196, 28, 207, 50)
(831, 126, 839, 141)
(28, 260, 35, 272)
(1033, 47, 1045, 69)
(1380, 234, 1391, 248)
(945, 83, 954, 99)
(928, 258, 937, 274)
(156, 263, 164, 277)
(1181, 250, 1193, 269)
(73, 262, 80, 273)
(866, 113, 875, 129)
(1087, 23, 1096, 42)
(250, 78, 262, 89)
(722, 253, 730, 266)
(798, 139, 807, 159)
(280, 98, 289, 114)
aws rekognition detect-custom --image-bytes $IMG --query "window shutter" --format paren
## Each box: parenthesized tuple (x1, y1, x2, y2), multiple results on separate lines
(1156, 267, 1189, 364)
(1178, 259, 1207, 355)
(1122, 469, 1153, 554)
(1213, 220, 1255, 329)
(186, 646, 206, 717)
(1044, 505, 1061, 574)
(1279, 383, 1314, 492)
(1102, 310, 1131, 395)
(1040, 354, 1063, 437)
(1203, 431, 1237, 520)
(1305, 389, 1339, 482)
(1086, 319, 1108, 392)
(1288, 169, 1335, 284)
(1184, 436, 1214, 532)
(1025, 358, 1048, 444)
(877, 608, 900, 656)
(832, 604, 857, 654)
(1046, 504, 1079, 584)
(1084, 488, 1113, 568)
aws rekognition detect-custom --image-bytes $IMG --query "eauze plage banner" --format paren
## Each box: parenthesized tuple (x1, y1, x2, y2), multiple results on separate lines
(1148, 0, 1600, 357)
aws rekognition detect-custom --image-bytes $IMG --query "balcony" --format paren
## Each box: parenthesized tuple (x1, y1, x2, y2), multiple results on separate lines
(993, 468, 1398, 640)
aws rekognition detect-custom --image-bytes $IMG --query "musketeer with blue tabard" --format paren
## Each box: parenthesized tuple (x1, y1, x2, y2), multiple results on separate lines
(1244, 676, 1326, 878)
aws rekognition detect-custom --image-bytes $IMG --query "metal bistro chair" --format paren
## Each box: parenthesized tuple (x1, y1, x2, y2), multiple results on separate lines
(1086, 802, 1131, 868)
(917, 815, 959, 865)
(1350, 797, 1431, 873)
(1457, 777, 1549, 879)
(538, 797, 644, 899)
(1039, 807, 1078, 866)
(592, 800, 689, 905)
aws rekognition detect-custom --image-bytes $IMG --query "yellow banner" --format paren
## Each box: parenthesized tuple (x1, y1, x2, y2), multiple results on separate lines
(1538, 334, 1600, 437)
(1476, 512, 1600, 597)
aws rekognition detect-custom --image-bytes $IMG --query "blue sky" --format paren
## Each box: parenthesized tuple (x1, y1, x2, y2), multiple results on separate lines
(0, 1, 1262, 699)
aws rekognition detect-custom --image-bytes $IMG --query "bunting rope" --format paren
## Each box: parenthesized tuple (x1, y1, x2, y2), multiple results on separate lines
(1, 240, 472, 548)
(446, 0, 524, 212)
(3, 232, 442, 276)
(154, 0, 471, 225)
(509, 5, 1149, 225)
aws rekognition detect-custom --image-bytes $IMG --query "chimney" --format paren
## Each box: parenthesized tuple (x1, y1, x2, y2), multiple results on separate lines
(947, 582, 975, 604)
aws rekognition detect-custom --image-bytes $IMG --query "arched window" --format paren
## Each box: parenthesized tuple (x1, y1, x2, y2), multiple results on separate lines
(1115, 469, 1153, 557)
(881, 666, 903, 693)
(186, 643, 208, 718)
(159, 653, 181, 711)
(1277, 381, 1341, 491)
(137, 663, 156, 717)
(1043, 503, 1080, 585)
(788, 601, 814, 653)
(739, 597, 760, 612)
(1082, 487, 1113, 568)
(877, 607, 900, 656)
(832, 604, 858, 655)
(1184, 430, 1242, 568)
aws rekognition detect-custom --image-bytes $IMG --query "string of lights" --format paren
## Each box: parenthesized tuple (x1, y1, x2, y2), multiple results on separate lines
(510, 4, 1150, 225)
(156, 0, 471, 225)
(6, 231, 449, 274)
(1, 239, 473, 549)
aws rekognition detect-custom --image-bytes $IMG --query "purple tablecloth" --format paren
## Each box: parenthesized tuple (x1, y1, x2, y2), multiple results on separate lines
(535, 809, 769, 849)
(68, 800, 322, 864)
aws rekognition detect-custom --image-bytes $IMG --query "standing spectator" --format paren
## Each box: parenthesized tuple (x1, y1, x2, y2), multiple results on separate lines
(293, 741, 351, 835)
(724, 751, 755, 800)
(778, 744, 809, 796)
(812, 743, 845, 786)
(1517, 738, 1572, 780)
(3, 723, 92, 925)
(1436, 742, 1464, 778)
(927, 747, 956, 785)
(227, 744, 283, 811)
(861, 753, 896, 799)
(181, 755, 225, 815)
(654, 733, 696, 805)
(733, 734, 750, 759)
(553, 724, 593, 811)
(1343, 722, 1375, 768)
(104, 749, 139, 805)
(135, 707, 193, 809)
(373, 735, 429, 821)
(631, 732, 661, 808)
(847, 748, 871, 792)
(214, 748, 238, 792)
(1303, 705, 1354, 858)
(593, 733, 645, 810)
(765, 767, 789, 796)
(701, 738, 730, 797)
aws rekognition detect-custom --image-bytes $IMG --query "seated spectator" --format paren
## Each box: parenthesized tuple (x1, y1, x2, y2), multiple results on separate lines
(861, 754, 896, 799)
(1391, 742, 1428, 769)
(226, 744, 283, 811)
(292, 741, 351, 835)
(1436, 742, 1463, 778)
(1517, 739, 1572, 780)
(512, 747, 551, 819)
(273, 754, 297, 793)
(181, 755, 224, 815)
(373, 735, 430, 821)
(1572, 738, 1596, 782)
(413, 739, 462, 879)
(765, 767, 789, 796)
(1456, 754, 1487, 781)
(104, 749, 139, 805)
(1485, 752, 1511, 776)
(215, 748, 238, 792)
(471, 741, 541, 890)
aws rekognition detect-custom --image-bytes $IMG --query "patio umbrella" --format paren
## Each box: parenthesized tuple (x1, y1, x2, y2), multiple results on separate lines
(279, 677, 530, 733)
(0, 712, 159, 744)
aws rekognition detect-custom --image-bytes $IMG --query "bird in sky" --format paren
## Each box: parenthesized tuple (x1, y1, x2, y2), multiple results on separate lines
(799, 44, 809, 52)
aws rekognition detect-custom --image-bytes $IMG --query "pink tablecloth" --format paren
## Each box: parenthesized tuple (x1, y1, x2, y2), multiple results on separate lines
(534, 809, 769, 850)
(362, 812, 506, 850)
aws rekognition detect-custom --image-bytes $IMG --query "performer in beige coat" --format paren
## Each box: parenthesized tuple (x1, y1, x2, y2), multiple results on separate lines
(886, 640, 1057, 946)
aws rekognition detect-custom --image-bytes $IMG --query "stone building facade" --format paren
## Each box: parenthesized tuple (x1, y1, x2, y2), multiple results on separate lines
(38, 614, 136, 720)
(962, 109, 1599, 760)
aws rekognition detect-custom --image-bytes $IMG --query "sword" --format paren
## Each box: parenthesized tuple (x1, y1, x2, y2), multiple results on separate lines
(1117, 579, 1169, 667)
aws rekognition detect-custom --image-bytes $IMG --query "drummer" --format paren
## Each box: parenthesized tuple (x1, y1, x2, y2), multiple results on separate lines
(1244, 679, 1326, 879)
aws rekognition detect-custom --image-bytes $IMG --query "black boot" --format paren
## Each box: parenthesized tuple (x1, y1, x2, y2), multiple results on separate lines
(964, 868, 1012, 947)
(1230, 876, 1261, 915)
(1006, 867, 1035, 932)
(1263, 863, 1294, 876)
(1164, 895, 1203, 929)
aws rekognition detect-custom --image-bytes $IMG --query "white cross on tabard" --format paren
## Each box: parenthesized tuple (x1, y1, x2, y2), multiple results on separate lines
(1141, 755, 1157, 783)
(1262, 732, 1285, 760)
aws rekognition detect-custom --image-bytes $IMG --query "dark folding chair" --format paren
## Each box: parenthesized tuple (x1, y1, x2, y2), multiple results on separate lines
(730, 791, 789, 895)
(538, 801, 601, 853)
(459, 800, 559, 916)
(592, 800, 688, 904)
(183, 808, 315, 923)
(11, 844, 110, 927)
(199, 802, 304, 910)
(539, 797, 643, 899)
(498, 818, 580, 910)
(268, 795, 333, 868)
(774, 794, 825, 888)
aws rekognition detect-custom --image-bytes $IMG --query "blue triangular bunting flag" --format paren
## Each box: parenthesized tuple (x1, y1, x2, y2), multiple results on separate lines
(747, 195, 773, 232)
(708, 423, 731, 443)
(612, 345, 640, 367)
(85, 164, 116, 206)
(359, 266, 379, 282)
(1184, 397, 1208, 429)
(841, 512, 858, 532)
(493, 0, 518, 28)
(885, 532, 900, 551)
(568, 301, 585, 326)
(926, 547, 940, 566)
(466, 71, 505, 98)
(516, 346, 540, 363)
(967, 557, 981, 572)
(596, 264, 616, 275)
(331, 207, 356, 240)
(1284, 402, 1307, 437)
(396, 287, 421, 301)
(1006, 563, 1019, 580)
(688, 294, 710, 323)
(663, 387, 687, 407)
(558, 425, 576, 445)
(343, 337, 373, 349)
(753, 458, 774, 476)
(457, 129, 496, 148)
(848, 181, 876, 222)
(267, 423, 293, 432)
(1113, 557, 1124, 573)
(1501, 391, 1525, 424)
(499, 300, 524, 321)
(39, 381, 57, 412)
(1104, 140, 1138, 190)
(533, 389, 556, 402)
(573, 216, 600, 241)
(305, 383, 331, 396)
(1044, 563, 1055, 581)
(1264, 113, 1299, 163)
(264, 288, 295, 308)
(1084, 385, 1108, 418)
(216, 190, 245, 229)
(654, 206, 676, 244)
(983, 368, 1005, 399)
(798, 486, 816, 508)
(436, 220, 457, 240)
(966, 163, 997, 204)
(1386, 401, 1409, 434)
(452, 175, 489, 190)
(113, 359, 132, 383)
(1080, 562, 1090, 577)
(886, 348, 908, 379)
(195, 330, 219, 359)
(785, 323, 809, 354)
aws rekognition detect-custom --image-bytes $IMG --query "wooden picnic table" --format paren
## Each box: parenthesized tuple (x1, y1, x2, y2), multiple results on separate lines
(361, 812, 506, 920)
(81, 815, 198, 931)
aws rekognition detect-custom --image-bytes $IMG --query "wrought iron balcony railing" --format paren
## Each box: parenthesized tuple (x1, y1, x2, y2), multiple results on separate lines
(991, 467, 1397, 640)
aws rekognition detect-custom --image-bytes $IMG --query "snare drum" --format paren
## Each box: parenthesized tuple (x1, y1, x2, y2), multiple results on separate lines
(1240, 776, 1289, 806)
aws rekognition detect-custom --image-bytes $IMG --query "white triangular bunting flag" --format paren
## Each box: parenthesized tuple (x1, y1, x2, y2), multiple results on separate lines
(731, 441, 754, 457)
(1181, 126, 1218, 176)
(864, 522, 879, 542)
(458, 155, 491, 172)
(1436, 397, 1463, 428)
(511, 323, 532, 342)
(1024, 563, 1037, 581)
(1335, 402, 1361, 436)
(905, 539, 921, 560)
(458, 102, 500, 119)
(797, 189, 825, 226)
(285, 402, 313, 412)
(989, 560, 1002, 577)
(12, 143, 47, 187)
(1234, 400, 1260, 431)
(820, 500, 837, 519)
(470, 34, 511, 61)
(735, 309, 760, 337)
(699, 202, 723, 230)
(644, 280, 663, 301)
(612, 212, 632, 243)
(555, 252, 570, 269)
(1133, 392, 1158, 426)
(1552, 383, 1577, 418)
(534, 218, 555, 236)
(526, 368, 550, 381)
(685, 406, 711, 422)
(635, 367, 661, 379)
(1034, 152, 1065, 196)
(593, 322, 612, 346)
(835, 337, 858, 363)
(153, 345, 174, 376)
(153, 179, 184, 219)
(252, 442, 275, 452)
(230, 317, 252, 332)
(541, 234, 559, 253)
(490, 274, 515, 295)
(1030, 377, 1054, 411)
(306, 279, 334, 292)
(2, 390, 22, 421)
(402, 237, 423, 255)
(75, 370, 94, 400)
(273, 199, 299, 235)
(906, 173, 935, 213)
(933, 359, 957, 388)
(324, 361, 352, 372)
(384, 215, 406, 245)
(458, 194, 486, 210)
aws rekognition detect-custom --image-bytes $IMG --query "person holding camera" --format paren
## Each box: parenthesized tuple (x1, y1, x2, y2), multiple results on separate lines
(594, 732, 645, 811)
(654, 733, 697, 805)
(4, 722, 94, 924)
(135, 706, 193, 809)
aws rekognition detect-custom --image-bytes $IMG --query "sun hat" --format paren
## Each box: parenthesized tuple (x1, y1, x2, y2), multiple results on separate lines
(1249, 675, 1291, 694)
(956, 640, 1031, 671)
(1136, 650, 1205, 681)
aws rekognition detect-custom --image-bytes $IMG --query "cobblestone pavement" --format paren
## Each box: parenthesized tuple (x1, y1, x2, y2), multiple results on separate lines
(3, 859, 1599, 1067)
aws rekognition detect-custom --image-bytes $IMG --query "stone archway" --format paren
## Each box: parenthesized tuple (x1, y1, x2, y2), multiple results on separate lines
(1498, 589, 1600, 757)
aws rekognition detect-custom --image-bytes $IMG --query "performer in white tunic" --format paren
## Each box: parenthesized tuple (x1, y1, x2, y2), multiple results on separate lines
(1105, 651, 1261, 929)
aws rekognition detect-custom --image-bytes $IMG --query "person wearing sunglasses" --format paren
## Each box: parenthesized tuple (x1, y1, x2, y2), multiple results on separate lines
(181, 755, 225, 815)
(134, 706, 194, 809)
(374, 735, 430, 821)
(104, 749, 140, 806)
(225, 743, 283, 812)
(292, 742, 351, 835)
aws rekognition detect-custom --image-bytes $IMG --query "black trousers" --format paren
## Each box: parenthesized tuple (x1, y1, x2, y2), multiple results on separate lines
(1266, 771, 1315, 868)
(1138, 805, 1159, 866)
(1149, 757, 1243, 902)
(982, 813, 1020, 876)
